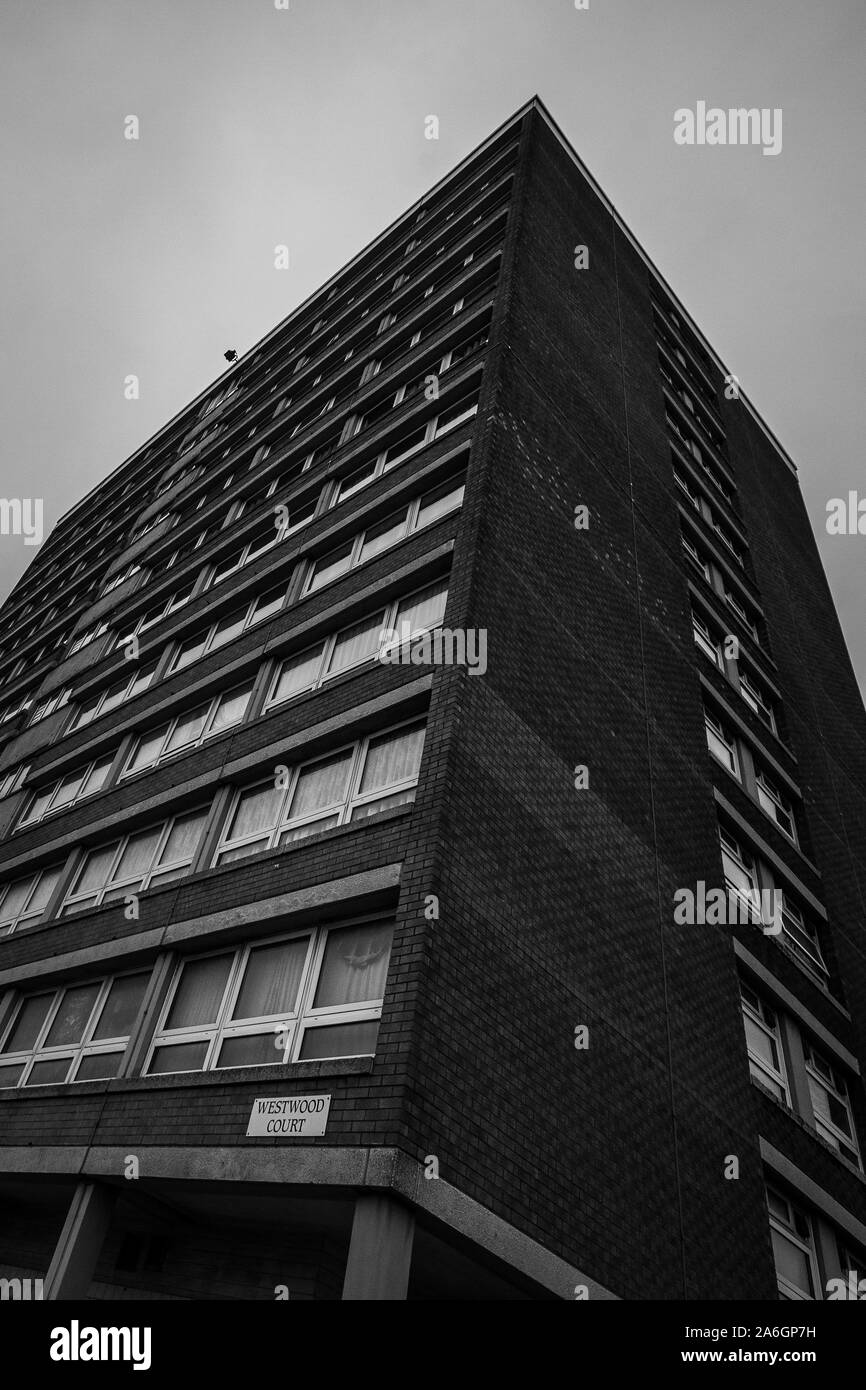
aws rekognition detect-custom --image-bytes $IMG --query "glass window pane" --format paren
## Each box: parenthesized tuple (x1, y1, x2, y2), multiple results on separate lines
(232, 939, 310, 1020)
(174, 634, 207, 670)
(327, 614, 383, 675)
(75, 1051, 123, 1081)
(271, 647, 323, 703)
(75, 845, 119, 896)
(227, 784, 282, 845)
(92, 973, 149, 1040)
(349, 787, 416, 820)
(337, 462, 377, 500)
(52, 771, 85, 809)
(313, 924, 393, 1008)
(298, 1019, 380, 1060)
(217, 1033, 283, 1068)
(112, 828, 161, 884)
(0, 1063, 24, 1087)
(211, 609, 247, 649)
(358, 725, 425, 794)
(101, 678, 130, 713)
(358, 511, 407, 562)
(309, 546, 352, 591)
(148, 1041, 209, 1075)
(250, 588, 285, 624)
(165, 955, 233, 1029)
(128, 666, 156, 698)
(25, 1057, 73, 1086)
(0, 877, 35, 921)
(158, 811, 206, 867)
(25, 867, 60, 916)
(128, 727, 168, 772)
(165, 704, 209, 752)
(416, 479, 465, 528)
(771, 1229, 813, 1297)
(81, 759, 112, 796)
(209, 685, 252, 734)
(44, 984, 101, 1047)
(278, 814, 340, 845)
(394, 584, 447, 637)
(744, 1017, 779, 1072)
(287, 752, 353, 820)
(21, 790, 54, 825)
(1, 993, 53, 1054)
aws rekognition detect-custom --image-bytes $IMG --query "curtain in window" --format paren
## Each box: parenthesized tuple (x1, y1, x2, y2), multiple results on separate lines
(287, 752, 353, 821)
(770, 1230, 812, 1297)
(359, 726, 425, 794)
(129, 726, 169, 772)
(272, 647, 324, 703)
(231, 939, 310, 1020)
(112, 827, 162, 884)
(211, 608, 247, 648)
(26, 868, 60, 914)
(165, 704, 209, 753)
(394, 585, 447, 636)
(44, 983, 100, 1048)
(359, 511, 407, 563)
(310, 546, 352, 591)
(75, 844, 120, 896)
(313, 924, 393, 1007)
(159, 811, 206, 866)
(165, 954, 233, 1030)
(81, 759, 112, 795)
(328, 614, 383, 674)
(229, 784, 282, 844)
(210, 686, 251, 733)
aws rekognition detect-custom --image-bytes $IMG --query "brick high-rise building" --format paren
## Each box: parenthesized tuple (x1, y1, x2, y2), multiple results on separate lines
(1, 97, 864, 1302)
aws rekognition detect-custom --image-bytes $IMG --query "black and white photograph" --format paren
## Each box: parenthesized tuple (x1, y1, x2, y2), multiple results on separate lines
(0, 0, 864, 1361)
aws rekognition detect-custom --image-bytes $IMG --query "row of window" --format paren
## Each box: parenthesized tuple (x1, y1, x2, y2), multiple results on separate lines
(719, 822, 827, 983)
(0, 717, 427, 935)
(0, 913, 396, 1086)
(741, 979, 860, 1167)
(692, 605, 779, 734)
(0, 173, 504, 664)
(17, 468, 463, 741)
(767, 1183, 865, 1301)
(704, 701, 801, 846)
(681, 529, 762, 644)
(10, 579, 448, 831)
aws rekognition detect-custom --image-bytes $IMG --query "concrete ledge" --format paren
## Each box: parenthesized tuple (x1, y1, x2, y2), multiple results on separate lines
(0, 864, 403, 986)
(760, 1139, 866, 1246)
(0, 1142, 617, 1301)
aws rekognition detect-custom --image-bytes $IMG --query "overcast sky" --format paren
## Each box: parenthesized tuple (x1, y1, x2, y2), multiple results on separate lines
(1, 0, 863, 692)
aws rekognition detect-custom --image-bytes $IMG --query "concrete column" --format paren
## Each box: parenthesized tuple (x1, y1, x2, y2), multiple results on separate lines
(44, 1180, 116, 1300)
(341, 1194, 415, 1300)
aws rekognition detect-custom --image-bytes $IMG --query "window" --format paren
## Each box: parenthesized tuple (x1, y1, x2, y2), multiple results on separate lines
(267, 582, 448, 708)
(60, 807, 209, 914)
(719, 826, 762, 923)
(307, 474, 464, 595)
(208, 497, 318, 587)
(712, 515, 745, 568)
(704, 707, 738, 776)
(17, 756, 113, 828)
(123, 583, 195, 639)
(0, 866, 63, 936)
(739, 668, 776, 733)
(146, 919, 393, 1076)
(69, 663, 157, 731)
(0, 972, 150, 1088)
(123, 684, 253, 776)
(168, 585, 288, 674)
(214, 721, 426, 863)
(778, 893, 827, 980)
(724, 586, 759, 640)
(766, 1187, 819, 1300)
(756, 769, 798, 843)
(674, 469, 701, 511)
(740, 982, 789, 1104)
(804, 1043, 861, 1167)
(101, 563, 142, 595)
(28, 687, 71, 726)
(0, 765, 29, 801)
(692, 610, 723, 670)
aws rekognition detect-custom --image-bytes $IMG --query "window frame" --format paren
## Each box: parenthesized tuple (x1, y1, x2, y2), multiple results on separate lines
(60, 805, 210, 915)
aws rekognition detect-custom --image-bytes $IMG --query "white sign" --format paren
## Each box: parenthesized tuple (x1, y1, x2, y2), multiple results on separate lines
(246, 1094, 331, 1138)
